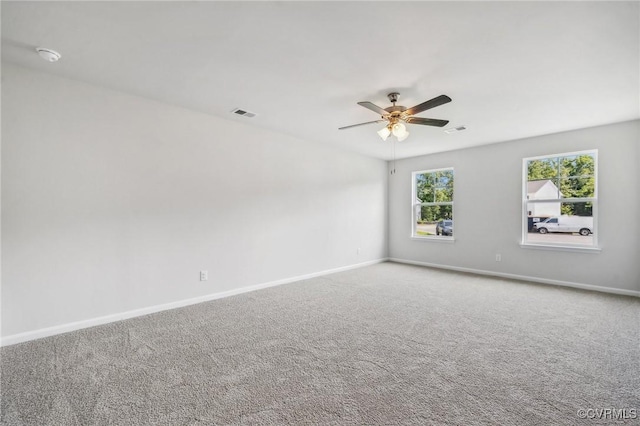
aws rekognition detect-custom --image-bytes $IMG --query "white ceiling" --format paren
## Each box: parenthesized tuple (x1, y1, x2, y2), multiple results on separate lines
(2, 1, 639, 160)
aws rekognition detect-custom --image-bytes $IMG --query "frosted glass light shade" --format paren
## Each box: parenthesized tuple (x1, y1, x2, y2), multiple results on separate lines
(397, 131, 410, 142)
(377, 126, 391, 141)
(392, 122, 407, 137)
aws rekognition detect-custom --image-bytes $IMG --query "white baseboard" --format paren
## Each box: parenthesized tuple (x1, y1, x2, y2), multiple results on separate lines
(1, 258, 389, 347)
(389, 258, 640, 298)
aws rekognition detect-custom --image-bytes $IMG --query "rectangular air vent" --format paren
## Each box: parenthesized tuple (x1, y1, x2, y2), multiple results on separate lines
(231, 108, 256, 118)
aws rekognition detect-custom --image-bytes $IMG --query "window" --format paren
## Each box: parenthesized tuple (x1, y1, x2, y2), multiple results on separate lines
(412, 168, 454, 239)
(523, 150, 597, 249)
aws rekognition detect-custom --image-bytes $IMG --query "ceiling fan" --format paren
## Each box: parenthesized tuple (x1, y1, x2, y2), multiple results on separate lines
(339, 92, 452, 141)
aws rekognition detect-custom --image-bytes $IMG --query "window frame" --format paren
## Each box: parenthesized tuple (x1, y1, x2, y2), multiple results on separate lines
(411, 167, 455, 241)
(521, 149, 599, 251)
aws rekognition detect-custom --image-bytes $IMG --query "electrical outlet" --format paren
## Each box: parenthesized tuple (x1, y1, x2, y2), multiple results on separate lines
(495, 254, 502, 262)
(357, 248, 361, 255)
(200, 270, 208, 281)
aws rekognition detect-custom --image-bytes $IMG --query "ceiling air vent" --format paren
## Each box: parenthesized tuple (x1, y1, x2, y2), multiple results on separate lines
(444, 126, 466, 134)
(231, 108, 257, 118)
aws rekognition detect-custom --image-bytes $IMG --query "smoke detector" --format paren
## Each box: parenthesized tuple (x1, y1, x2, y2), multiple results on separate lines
(36, 48, 61, 62)
(444, 126, 467, 134)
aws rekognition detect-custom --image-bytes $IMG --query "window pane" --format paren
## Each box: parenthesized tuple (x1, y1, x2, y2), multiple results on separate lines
(415, 173, 434, 203)
(527, 158, 558, 181)
(559, 176, 595, 198)
(415, 205, 453, 237)
(561, 154, 595, 178)
(526, 202, 594, 245)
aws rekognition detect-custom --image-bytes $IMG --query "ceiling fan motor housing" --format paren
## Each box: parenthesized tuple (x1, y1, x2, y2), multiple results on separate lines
(384, 93, 407, 121)
(384, 106, 407, 114)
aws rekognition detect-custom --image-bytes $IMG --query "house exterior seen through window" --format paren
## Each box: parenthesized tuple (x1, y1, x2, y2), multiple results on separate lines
(412, 168, 454, 239)
(523, 150, 597, 249)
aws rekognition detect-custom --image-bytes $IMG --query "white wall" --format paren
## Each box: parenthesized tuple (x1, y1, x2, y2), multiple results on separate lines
(1, 64, 388, 338)
(389, 120, 640, 294)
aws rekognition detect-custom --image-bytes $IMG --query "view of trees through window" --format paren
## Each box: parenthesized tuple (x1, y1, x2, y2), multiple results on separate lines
(525, 151, 596, 246)
(413, 168, 454, 238)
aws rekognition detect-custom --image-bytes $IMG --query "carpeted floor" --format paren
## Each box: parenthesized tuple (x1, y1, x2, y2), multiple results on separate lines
(1, 262, 639, 425)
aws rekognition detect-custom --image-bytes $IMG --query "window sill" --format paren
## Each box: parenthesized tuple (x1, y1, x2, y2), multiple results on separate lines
(520, 243, 601, 253)
(411, 236, 455, 243)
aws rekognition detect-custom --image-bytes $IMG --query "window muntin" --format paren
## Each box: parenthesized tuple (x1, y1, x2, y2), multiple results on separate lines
(412, 168, 454, 239)
(523, 150, 597, 248)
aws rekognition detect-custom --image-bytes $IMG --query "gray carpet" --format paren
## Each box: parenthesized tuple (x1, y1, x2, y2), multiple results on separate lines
(1, 262, 639, 425)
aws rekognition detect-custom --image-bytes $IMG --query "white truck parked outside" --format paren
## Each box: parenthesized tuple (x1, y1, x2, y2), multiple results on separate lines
(533, 216, 593, 236)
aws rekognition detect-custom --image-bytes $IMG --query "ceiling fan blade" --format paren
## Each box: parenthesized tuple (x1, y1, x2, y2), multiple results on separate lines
(357, 101, 389, 116)
(338, 120, 386, 130)
(404, 95, 452, 116)
(406, 117, 450, 127)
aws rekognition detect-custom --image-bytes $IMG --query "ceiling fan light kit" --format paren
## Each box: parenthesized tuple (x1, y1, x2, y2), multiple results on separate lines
(339, 92, 451, 142)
